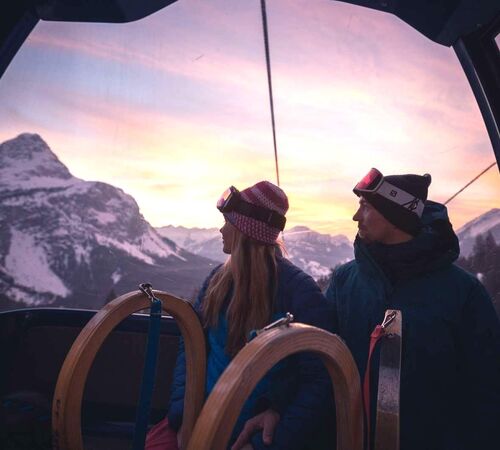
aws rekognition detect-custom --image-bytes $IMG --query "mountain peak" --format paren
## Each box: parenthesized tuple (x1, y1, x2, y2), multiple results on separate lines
(0, 133, 75, 191)
(1, 133, 215, 308)
(288, 225, 311, 233)
(2, 133, 64, 164)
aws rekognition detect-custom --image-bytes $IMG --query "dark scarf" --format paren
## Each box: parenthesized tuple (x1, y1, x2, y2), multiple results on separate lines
(364, 219, 459, 285)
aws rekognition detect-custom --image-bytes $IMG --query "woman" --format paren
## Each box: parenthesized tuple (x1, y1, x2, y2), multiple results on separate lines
(146, 181, 334, 450)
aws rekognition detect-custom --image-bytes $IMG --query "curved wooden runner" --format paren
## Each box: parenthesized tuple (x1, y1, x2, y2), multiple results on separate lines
(52, 290, 206, 450)
(187, 323, 363, 450)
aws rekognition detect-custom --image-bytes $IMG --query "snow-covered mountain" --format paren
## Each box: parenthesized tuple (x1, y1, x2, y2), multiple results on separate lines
(457, 208, 500, 258)
(157, 225, 224, 262)
(158, 224, 354, 279)
(0, 133, 216, 310)
(4, 132, 494, 311)
(159, 210, 500, 280)
(284, 226, 353, 278)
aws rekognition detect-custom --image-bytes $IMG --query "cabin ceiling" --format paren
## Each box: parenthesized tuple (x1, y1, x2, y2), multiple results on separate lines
(338, 1, 499, 46)
(34, 0, 179, 23)
(1, 1, 499, 45)
(1, 2, 499, 72)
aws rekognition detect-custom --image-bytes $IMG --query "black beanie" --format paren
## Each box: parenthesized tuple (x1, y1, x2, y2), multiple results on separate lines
(355, 173, 432, 236)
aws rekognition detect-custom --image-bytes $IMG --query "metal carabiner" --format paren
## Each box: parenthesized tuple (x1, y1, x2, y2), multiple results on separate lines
(139, 283, 162, 317)
(139, 283, 155, 303)
(257, 312, 294, 335)
(381, 310, 397, 329)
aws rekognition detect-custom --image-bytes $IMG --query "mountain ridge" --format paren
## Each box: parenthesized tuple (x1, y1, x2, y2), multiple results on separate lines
(456, 208, 500, 258)
(0, 133, 216, 310)
(1, 133, 498, 309)
(158, 224, 354, 279)
(158, 210, 500, 278)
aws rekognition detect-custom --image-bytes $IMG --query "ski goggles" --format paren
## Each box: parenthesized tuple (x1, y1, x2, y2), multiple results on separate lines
(354, 168, 425, 217)
(217, 186, 286, 230)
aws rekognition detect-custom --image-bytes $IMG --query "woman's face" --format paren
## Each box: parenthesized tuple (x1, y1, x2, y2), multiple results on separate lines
(220, 219, 237, 254)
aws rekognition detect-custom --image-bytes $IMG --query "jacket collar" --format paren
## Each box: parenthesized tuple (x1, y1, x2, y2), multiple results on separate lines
(354, 201, 459, 285)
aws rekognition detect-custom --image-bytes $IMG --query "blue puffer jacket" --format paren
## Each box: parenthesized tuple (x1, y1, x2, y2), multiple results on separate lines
(326, 201, 500, 450)
(168, 256, 335, 450)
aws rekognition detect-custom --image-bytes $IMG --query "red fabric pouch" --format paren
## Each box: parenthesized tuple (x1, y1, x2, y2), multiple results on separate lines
(145, 417, 179, 450)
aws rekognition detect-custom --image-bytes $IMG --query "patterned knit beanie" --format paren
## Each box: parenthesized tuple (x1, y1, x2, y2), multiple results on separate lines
(224, 181, 289, 244)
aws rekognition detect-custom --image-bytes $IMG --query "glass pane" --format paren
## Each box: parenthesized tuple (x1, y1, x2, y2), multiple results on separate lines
(1, 0, 499, 312)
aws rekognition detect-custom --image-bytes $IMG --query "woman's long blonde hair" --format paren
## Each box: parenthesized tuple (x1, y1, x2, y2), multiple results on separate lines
(202, 228, 279, 356)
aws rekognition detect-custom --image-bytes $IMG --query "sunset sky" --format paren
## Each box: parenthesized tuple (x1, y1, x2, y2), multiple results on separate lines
(0, 0, 498, 239)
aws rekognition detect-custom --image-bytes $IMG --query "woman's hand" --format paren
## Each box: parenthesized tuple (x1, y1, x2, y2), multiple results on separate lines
(231, 409, 280, 450)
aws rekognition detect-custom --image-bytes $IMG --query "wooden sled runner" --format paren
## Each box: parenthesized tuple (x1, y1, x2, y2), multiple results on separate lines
(52, 290, 206, 450)
(52, 287, 400, 450)
(187, 322, 364, 450)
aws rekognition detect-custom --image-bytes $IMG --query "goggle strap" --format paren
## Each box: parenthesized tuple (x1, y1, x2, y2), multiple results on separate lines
(232, 200, 286, 230)
(376, 180, 425, 217)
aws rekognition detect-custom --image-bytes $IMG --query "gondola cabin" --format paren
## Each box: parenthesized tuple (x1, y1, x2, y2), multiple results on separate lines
(0, 1, 499, 449)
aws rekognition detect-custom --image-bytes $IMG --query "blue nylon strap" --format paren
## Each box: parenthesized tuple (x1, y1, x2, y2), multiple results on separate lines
(132, 296, 162, 450)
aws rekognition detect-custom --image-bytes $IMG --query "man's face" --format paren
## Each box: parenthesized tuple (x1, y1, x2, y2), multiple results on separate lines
(352, 197, 397, 244)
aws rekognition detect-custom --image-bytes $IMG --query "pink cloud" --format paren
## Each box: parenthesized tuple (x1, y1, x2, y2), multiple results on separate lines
(3, 0, 497, 233)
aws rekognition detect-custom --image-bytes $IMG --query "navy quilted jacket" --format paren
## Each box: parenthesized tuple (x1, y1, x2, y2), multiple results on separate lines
(167, 256, 335, 450)
(326, 201, 500, 450)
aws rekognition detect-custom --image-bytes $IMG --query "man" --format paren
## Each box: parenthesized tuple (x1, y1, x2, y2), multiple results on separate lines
(326, 168, 500, 450)
(233, 168, 500, 449)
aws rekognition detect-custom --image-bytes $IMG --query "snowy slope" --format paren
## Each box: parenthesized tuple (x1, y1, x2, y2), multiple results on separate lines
(0, 134, 215, 309)
(158, 224, 353, 279)
(157, 225, 220, 249)
(157, 225, 224, 262)
(457, 208, 500, 258)
(284, 226, 353, 278)
(158, 209, 500, 278)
